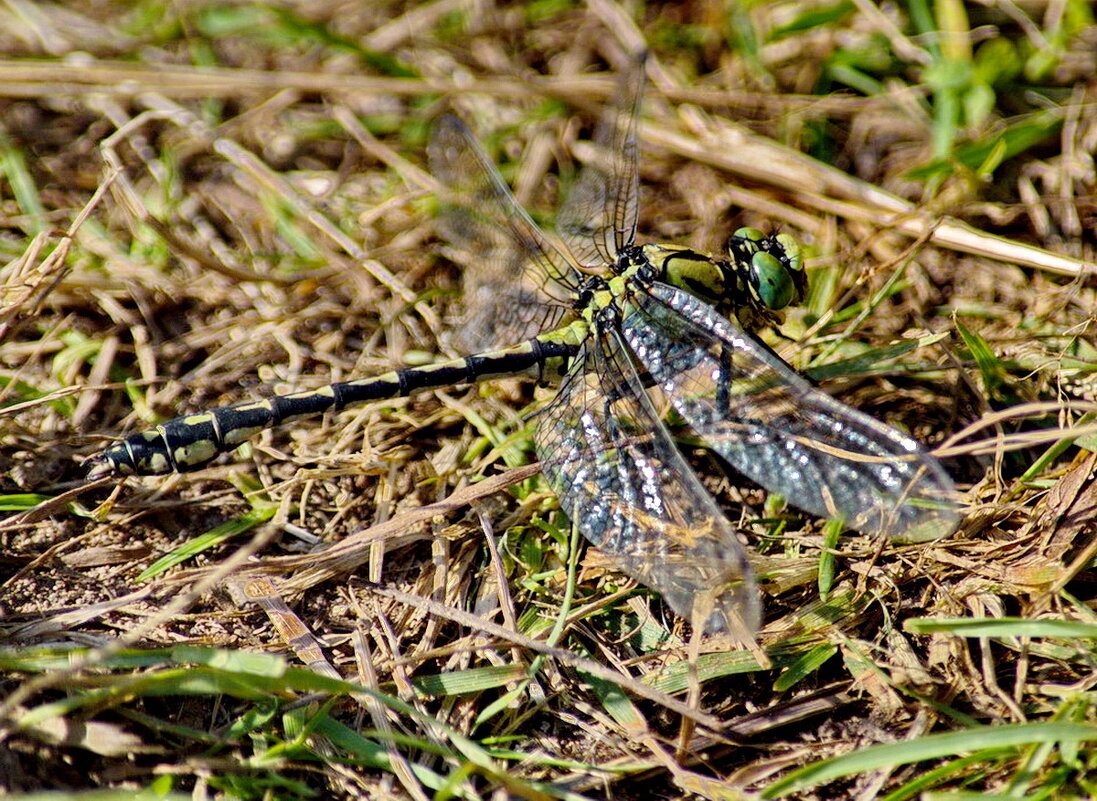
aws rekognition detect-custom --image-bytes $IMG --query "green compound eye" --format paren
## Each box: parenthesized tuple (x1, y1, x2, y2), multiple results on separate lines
(752, 251, 795, 310)
(775, 233, 803, 273)
(733, 226, 765, 243)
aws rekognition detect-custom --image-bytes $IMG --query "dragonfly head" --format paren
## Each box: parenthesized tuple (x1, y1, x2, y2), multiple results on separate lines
(729, 227, 806, 311)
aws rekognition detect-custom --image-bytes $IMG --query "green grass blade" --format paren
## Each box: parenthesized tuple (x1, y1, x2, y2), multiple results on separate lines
(763, 723, 1097, 798)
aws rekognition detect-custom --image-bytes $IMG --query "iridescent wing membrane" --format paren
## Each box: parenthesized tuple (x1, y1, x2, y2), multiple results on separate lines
(556, 55, 644, 265)
(429, 114, 579, 350)
(431, 54, 956, 636)
(622, 283, 958, 542)
(534, 323, 761, 635)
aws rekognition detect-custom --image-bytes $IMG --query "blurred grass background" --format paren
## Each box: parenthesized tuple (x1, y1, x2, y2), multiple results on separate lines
(0, 1, 1095, 799)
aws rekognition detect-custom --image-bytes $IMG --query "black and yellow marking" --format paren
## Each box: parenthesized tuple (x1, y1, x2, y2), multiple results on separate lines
(87, 326, 588, 477)
(86, 227, 803, 480)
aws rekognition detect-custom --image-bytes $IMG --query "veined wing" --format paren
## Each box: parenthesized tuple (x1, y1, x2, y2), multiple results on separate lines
(535, 321, 759, 638)
(429, 114, 580, 348)
(556, 53, 645, 267)
(623, 282, 959, 542)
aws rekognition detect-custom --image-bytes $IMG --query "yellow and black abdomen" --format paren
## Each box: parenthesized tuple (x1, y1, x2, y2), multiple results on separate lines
(87, 329, 587, 477)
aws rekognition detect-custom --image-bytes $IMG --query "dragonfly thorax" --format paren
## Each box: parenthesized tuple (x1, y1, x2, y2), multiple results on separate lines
(611, 243, 652, 275)
(575, 273, 630, 330)
(640, 243, 728, 306)
(574, 274, 610, 310)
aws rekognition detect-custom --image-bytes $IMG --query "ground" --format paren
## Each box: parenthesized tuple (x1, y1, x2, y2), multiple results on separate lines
(1, 2, 1096, 799)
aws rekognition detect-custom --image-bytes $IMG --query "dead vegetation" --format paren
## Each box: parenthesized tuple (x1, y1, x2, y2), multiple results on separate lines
(1, 1, 1096, 799)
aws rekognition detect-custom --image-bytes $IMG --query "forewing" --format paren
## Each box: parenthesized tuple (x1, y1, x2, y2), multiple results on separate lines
(556, 53, 645, 267)
(430, 114, 579, 348)
(535, 326, 760, 638)
(623, 283, 959, 541)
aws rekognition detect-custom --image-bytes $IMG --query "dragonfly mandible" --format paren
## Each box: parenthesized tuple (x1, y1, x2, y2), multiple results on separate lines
(87, 53, 958, 638)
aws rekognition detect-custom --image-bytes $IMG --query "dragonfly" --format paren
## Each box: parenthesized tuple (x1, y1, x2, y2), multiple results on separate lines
(87, 55, 958, 638)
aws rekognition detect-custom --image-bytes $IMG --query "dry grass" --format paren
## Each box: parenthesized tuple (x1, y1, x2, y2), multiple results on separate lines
(1, 1, 1096, 799)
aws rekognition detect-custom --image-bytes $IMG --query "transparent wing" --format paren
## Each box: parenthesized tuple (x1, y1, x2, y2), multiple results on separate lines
(535, 324, 760, 638)
(556, 53, 645, 267)
(623, 282, 959, 541)
(429, 114, 579, 348)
